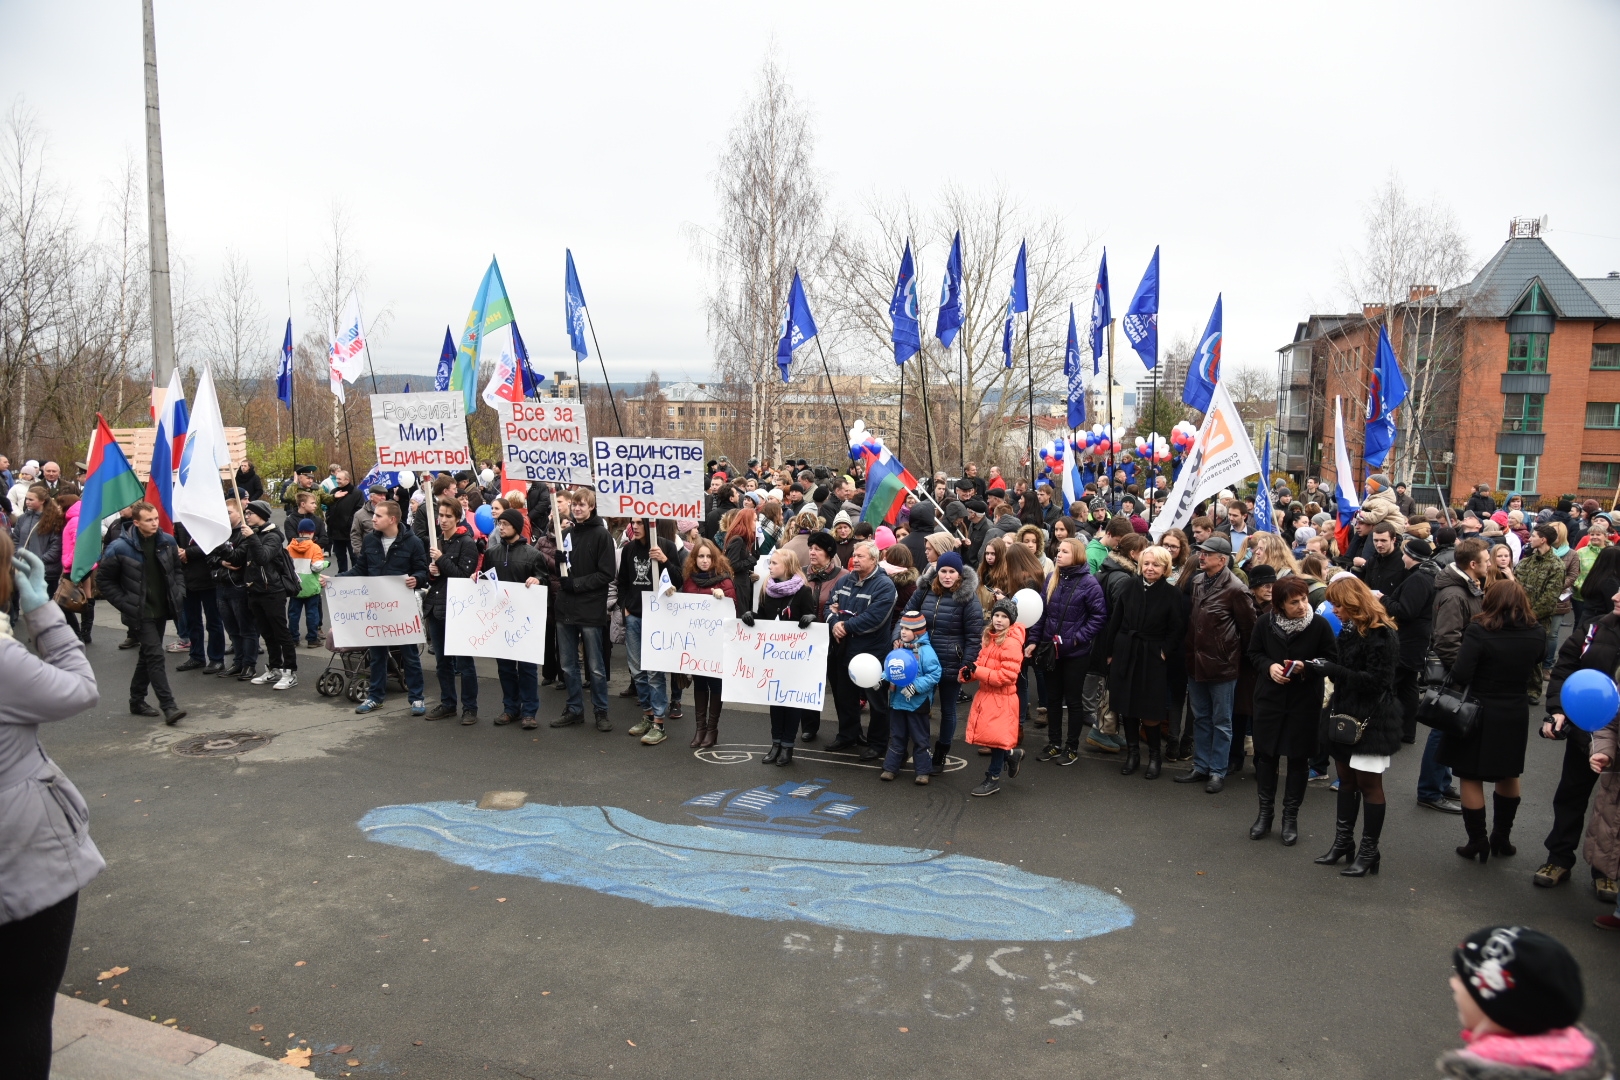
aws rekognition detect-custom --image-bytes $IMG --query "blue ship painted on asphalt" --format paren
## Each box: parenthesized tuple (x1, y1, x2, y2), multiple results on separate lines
(682, 779, 866, 838)
(359, 800, 1134, 942)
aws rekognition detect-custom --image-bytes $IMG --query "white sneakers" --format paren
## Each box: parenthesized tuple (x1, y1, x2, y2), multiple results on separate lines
(273, 671, 299, 691)
(250, 668, 279, 685)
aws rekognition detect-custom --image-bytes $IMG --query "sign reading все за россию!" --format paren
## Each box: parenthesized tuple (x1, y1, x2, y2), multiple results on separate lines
(371, 392, 472, 471)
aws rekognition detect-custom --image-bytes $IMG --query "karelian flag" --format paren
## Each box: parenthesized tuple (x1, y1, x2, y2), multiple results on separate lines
(145, 368, 188, 533)
(72, 416, 146, 582)
(857, 444, 918, 528)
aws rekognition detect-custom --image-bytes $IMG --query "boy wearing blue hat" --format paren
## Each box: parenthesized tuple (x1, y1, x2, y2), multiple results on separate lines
(881, 611, 942, 784)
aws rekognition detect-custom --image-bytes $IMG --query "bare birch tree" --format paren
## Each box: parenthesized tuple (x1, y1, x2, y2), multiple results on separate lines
(690, 57, 835, 461)
(205, 248, 268, 428)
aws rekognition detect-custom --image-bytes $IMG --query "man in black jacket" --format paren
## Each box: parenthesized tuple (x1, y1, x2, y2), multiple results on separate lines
(325, 499, 429, 714)
(1383, 537, 1437, 747)
(1353, 521, 1405, 595)
(210, 500, 260, 680)
(1464, 484, 1497, 519)
(617, 519, 683, 744)
(173, 521, 226, 673)
(553, 489, 617, 731)
(485, 508, 546, 727)
(324, 470, 362, 573)
(702, 483, 739, 541)
(95, 501, 187, 724)
(423, 497, 483, 724)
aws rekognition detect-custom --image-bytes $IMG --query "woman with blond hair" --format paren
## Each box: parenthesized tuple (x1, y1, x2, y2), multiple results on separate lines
(1097, 544, 1186, 777)
(1309, 576, 1402, 877)
(1159, 528, 1193, 586)
(745, 546, 817, 764)
(1017, 524, 1054, 576)
(1244, 531, 1299, 578)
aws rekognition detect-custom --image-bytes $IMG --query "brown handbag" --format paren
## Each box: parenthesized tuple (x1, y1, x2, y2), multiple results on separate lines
(54, 572, 95, 613)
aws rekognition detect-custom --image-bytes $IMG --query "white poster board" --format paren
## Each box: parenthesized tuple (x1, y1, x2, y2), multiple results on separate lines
(442, 577, 549, 662)
(324, 576, 426, 648)
(498, 400, 591, 486)
(637, 591, 730, 677)
(371, 392, 472, 471)
(592, 438, 704, 519)
(722, 620, 830, 710)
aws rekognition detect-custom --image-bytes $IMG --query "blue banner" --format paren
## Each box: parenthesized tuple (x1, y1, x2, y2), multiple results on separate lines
(565, 249, 589, 361)
(1363, 324, 1408, 468)
(276, 319, 293, 408)
(1254, 428, 1276, 533)
(775, 271, 818, 382)
(1183, 294, 1222, 414)
(935, 231, 964, 348)
(890, 241, 920, 364)
(1065, 304, 1086, 429)
(1088, 249, 1109, 376)
(1122, 246, 1159, 370)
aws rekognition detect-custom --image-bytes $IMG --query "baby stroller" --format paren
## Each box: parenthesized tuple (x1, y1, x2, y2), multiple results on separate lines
(313, 626, 421, 703)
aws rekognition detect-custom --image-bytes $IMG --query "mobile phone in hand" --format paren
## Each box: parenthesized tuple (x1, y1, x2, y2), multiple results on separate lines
(1282, 660, 1304, 680)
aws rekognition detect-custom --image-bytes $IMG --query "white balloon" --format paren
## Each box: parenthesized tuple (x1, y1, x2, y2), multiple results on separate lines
(1013, 588, 1044, 628)
(848, 653, 883, 689)
(397, 470, 416, 489)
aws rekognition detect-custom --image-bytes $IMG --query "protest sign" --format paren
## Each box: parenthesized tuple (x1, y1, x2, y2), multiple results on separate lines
(723, 621, 829, 710)
(325, 576, 425, 648)
(443, 577, 549, 662)
(592, 437, 703, 519)
(638, 591, 730, 677)
(371, 391, 472, 471)
(498, 400, 591, 485)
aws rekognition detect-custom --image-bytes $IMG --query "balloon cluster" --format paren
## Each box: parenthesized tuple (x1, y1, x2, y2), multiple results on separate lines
(1038, 439, 1066, 474)
(1168, 420, 1199, 453)
(1079, 424, 1126, 457)
(846, 419, 884, 464)
(1132, 433, 1172, 463)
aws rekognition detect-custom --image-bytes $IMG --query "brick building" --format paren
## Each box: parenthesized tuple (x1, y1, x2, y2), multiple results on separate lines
(1286, 222, 1620, 507)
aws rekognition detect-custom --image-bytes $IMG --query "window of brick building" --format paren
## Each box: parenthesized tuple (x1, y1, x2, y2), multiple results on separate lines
(1594, 344, 1620, 370)
(1503, 394, 1545, 432)
(1497, 454, 1539, 494)
(1579, 462, 1620, 488)
(1508, 333, 1548, 373)
(1586, 403, 1620, 429)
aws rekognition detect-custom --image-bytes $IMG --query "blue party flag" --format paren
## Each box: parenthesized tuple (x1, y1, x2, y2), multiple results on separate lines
(890, 241, 920, 364)
(1183, 294, 1222, 414)
(1363, 324, 1409, 468)
(276, 319, 293, 408)
(513, 320, 545, 397)
(402, 381, 411, 394)
(434, 327, 454, 392)
(1065, 304, 1086, 429)
(1002, 241, 1028, 369)
(935, 231, 964, 348)
(1088, 250, 1109, 376)
(1254, 428, 1276, 533)
(565, 250, 589, 361)
(1123, 246, 1159, 370)
(775, 271, 818, 382)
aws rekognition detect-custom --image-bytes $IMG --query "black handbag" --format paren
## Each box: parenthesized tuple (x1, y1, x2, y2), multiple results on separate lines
(1416, 681, 1480, 739)
(1328, 713, 1370, 746)
(1031, 639, 1058, 672)
(1420, 652, 1449, 687)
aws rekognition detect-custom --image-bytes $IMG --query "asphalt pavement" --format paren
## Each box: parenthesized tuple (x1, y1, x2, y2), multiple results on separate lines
(45, 633, 1620, 1079)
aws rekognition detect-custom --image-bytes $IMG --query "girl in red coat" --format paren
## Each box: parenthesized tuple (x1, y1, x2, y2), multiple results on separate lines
(964, 598, 1028, 796)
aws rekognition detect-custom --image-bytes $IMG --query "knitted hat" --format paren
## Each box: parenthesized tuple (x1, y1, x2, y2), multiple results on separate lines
(874, 526, 896, 551)
(936, 551, 964, 573)
(1453, 926, 1583, 1035)
(807, 531, 837, 558)
(1491, 510, 1510, 527)
(990, 597, 1020, 623)
(1294, 526, 1318, 545)
(1402, 536, 1433, 560)
(1365, 472, 1390, 493)
(244, 500, 273, 523)
(498, 508, 526, 533)
(297, 518, 317, 534)
(833, 510, 853, 529)
(1245, 564, 1277, 588)
(898, 611, 927, 635)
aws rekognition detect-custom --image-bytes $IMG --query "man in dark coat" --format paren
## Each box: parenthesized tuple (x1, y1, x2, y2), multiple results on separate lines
(422, 497, 483, 723)
(1383, 536, 1438, 749)
(484, 508, 546, 726)
(1420, 538, 1489, 813)
(1177, 534, 1256, 793)
(95, 501, 187, 723)
(553, 489, 617, 730)
(328, 499, 429, 714)
(324, 470, 363, 573)
(1464, 484, 1497, 519)
(901, 502, 937, 566)
(1353, 521, 1405, 596)
(825, 540, 898, 760)
(173, 521, 226, 673)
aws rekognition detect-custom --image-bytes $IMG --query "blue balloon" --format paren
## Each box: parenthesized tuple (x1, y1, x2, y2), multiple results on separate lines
(1561, 669, 1620, 732)
(474, 505, 496, 535)
(884, 648, 920, 688)
(1314, 600, 1342, 634)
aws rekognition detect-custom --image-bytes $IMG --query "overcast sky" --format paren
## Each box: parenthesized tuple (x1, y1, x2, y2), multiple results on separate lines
(4, 0, 1617, 392)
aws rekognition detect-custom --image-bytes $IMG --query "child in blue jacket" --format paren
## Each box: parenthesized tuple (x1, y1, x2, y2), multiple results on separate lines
(882, 611, 943, 784)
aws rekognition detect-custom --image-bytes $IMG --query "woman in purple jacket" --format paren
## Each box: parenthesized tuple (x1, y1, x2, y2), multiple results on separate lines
(1030, 537, 1108, 765)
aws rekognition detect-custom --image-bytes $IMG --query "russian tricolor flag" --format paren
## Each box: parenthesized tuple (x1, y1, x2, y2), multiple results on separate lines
(146, 368, 189, 533)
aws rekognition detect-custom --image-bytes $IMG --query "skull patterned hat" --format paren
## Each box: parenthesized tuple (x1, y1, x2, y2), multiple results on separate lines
(1452, 925, 1583, 1035)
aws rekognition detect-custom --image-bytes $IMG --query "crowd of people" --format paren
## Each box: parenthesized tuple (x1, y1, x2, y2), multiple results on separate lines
(4, 450, 1620, 908)
(3, 446, 1620, 1078)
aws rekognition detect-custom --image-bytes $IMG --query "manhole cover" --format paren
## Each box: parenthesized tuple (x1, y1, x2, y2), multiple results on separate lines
(171, 731, 273, 757)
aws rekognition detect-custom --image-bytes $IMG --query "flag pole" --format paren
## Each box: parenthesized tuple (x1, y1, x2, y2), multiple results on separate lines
(919, 346, 938, 481)
(810, 336, 849, 442)
(1150, 359, 1160, 492)
(957, 337, 965, 473)
(1025, 309, 1036, 495)
(897, 360, 904, 465)
(1106, 317, 1117, 499)
(581, 309, 625, 436)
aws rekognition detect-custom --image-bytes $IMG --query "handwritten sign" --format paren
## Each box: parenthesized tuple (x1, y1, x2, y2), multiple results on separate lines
(592, 438, 704, 519)
(371, 392, 471, 470)
(442, 577, 549, 662)
(723, 621, 829, 709)
(324, 576, 425, 648)
(638, 591, 730, 676)
(498, 400, 591, 485)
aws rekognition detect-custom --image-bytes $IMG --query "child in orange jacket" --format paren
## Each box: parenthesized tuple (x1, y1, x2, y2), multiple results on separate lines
(964, 598, 1027, 796)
